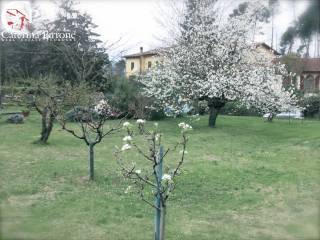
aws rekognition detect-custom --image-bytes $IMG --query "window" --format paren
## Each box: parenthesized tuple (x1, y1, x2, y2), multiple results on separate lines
(148, 61, 152, 69)
(304, 75, 314, 93)
(131, 62, 134, 70)
(315, 76, 320, 91)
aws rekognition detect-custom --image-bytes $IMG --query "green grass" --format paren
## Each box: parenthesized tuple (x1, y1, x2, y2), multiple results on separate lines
(0, 110, 319, 240)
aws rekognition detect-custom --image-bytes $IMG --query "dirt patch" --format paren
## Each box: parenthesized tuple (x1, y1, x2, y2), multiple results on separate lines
(7, 186, 57, 207)
(203, 154, 221, 162)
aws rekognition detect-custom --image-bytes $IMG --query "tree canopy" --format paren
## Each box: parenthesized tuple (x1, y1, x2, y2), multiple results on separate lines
(0, 0, 111, 91)
(140, 0, 297, 127)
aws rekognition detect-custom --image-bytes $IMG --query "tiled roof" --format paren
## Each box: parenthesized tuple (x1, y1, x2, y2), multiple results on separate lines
(123, 49, 159, 58)
(124, 43, 280, 58)
(255, 42, 281, 56)
(300, 58, 320, 72)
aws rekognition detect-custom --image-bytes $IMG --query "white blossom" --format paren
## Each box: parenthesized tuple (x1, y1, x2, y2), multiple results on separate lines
(135, 169, 141, 174)
(123, 136, 132, 142)
(123, 122, 131, 127)
(124, 185, 132, 194)
(178, 122, 192, 131)
(179, 150, 188, 154)
(136, 119, 146, 124)
(161, 174, 172, 182)
(155, 134, 160, 141)
(121, 144, 131, 151)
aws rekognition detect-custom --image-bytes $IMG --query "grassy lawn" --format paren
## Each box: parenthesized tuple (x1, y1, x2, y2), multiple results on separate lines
(0, 110, 319, 240)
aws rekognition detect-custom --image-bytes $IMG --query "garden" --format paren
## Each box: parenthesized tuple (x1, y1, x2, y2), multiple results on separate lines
(1, 0, 320, 239)
(0, 108, 319, 239)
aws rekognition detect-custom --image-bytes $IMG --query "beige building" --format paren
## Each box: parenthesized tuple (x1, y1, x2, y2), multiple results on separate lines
(254, 42, 281, 58)
(292, 58, 320, 95)
(124, 47, 162, 77)
(124, 43, 280, 78)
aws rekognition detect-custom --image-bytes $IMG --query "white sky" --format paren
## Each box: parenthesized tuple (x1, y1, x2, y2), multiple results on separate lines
(0, 0, 312, 59)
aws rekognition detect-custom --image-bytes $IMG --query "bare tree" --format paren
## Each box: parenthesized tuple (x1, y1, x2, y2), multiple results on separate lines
(51, 41, 111, 86)
(59, 83, 123, 180)
(25, 76, 63, 144)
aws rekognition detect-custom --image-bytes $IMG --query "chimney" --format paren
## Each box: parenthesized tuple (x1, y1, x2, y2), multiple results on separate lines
(139, 47, 143, 74)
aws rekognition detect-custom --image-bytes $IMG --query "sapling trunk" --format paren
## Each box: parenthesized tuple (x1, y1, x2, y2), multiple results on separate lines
(89, 143, 94, 180)
(155, 145, 163, 240)
(155, 200, 161, 239)
(159, 205, 166, 240)
(155, 201, 166, 240)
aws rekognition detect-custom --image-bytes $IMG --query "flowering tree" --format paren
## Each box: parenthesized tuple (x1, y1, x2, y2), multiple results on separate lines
(115, 120, 191, 240)
(140, 0, 297, 127)
(59, 84, 123, 180)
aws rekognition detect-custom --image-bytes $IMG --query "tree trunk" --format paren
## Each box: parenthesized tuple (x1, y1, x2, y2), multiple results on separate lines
(36, 109, 55, 144)
(208, 105, 220, 128)
(0, 42, 7, 86)
(88, 143, 94, 180)
(207, 98, 226, 128)
(155, 146, 163, 240)
(267, 113, 274, 122)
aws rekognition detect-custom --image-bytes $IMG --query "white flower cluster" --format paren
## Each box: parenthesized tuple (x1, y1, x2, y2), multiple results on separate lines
(121, 143, 131, 151)
(123, 122, 131, 128)
(155, 133, 160, 141)
(179, 150, 188, 154)
(121, 134, 133, 151)
(161, 174, 172, 182)
(122, 136, 132, 142)
(178, 122, 192, 131)
(136, 119, 146, 124)
(124, 185, 132, 194)
(94, 99, 111, 116)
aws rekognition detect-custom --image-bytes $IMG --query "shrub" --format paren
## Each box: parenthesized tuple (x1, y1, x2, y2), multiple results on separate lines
(148, 109, 166, 120)
(109, 79, 136, 113)
(21, 109, 30, 117)
(6, 114, 24, 124)
(300, 95, 320, 118)
(220, 101, 260, 116)
(110, 78, 165, 120)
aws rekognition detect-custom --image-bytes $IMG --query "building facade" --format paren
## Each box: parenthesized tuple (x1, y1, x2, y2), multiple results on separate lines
(295, 58, 320, 95)
(124, 43, 280, 78)
(124, 47, 162, 77)
(124, 45, 320, 96)
(254, 42, 281, 58)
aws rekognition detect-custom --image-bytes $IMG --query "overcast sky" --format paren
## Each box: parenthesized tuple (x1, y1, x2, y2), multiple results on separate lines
(1, 0, 311, 59)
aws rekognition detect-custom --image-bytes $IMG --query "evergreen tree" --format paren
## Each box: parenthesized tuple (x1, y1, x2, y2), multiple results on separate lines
(280, 0, 320, 56)
(0, 0, 111, 91)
